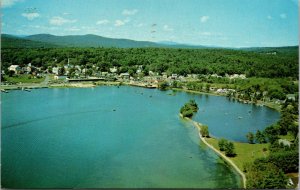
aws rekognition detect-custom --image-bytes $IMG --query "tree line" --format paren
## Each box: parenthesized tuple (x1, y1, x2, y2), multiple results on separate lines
(1, 47, 298, 79)
(244, 100, 298, 189)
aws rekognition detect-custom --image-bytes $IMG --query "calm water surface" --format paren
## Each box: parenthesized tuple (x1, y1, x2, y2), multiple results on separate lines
(1, 86, 279, 188)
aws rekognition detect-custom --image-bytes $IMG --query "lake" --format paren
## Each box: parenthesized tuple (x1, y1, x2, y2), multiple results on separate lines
(1, 86, 279, 188)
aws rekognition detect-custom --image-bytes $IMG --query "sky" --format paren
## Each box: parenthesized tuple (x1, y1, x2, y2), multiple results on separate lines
(1, 0, 299, 47)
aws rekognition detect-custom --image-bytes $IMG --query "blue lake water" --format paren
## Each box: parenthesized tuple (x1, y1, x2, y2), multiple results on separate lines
(1, 86, 279, 188)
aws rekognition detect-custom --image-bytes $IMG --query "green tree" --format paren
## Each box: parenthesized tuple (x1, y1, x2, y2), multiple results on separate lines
(86, 68, 93, 76)
(255, 130, 266, 143)
(289, 122, 299, 139)
(172, 80, 178, 88)
(68, 67, 76, 78)
(205, 84, 211, 92)
(246, 162, 287, 189)
(58, 67, 65, 76)
(218, 138, 228, 151)
(188, 99, 198, 111)
(8, 70, 15, 77)
(260, 150, 299, 173)
(158, 81, 169, 90)
(180, 100, 199, 118)
(246, 132, 255, 144)
(263, 124, 279, 143)
(201, 125, 209, 137)
(224, 141, 236, 157)
(181, 109, 194, 118)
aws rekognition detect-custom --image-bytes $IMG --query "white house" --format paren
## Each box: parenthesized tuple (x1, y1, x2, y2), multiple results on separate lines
(278, 139, 291, 147)
(119, 73, 130, 79)
(52, 67, 59, 75)
(109, 66, 118, 73)
(171, 74, 178, 79)
(8, 65, 21, 74)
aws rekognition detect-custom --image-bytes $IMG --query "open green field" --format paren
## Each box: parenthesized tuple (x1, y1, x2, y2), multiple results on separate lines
(4, 75, 45, 83)
(205, 137, 270, 172)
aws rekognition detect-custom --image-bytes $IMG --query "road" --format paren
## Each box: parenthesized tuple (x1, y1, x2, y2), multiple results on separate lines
(40, 74, 50, 86)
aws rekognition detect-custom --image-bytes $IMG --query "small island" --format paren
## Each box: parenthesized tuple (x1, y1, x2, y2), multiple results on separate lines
(180, 99, 199, 118)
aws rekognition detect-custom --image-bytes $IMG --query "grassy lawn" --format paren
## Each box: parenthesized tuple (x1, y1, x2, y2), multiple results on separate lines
(262, 101, 282, 112)
(4, 75, 45, 83)
(205, 137, 269, 172)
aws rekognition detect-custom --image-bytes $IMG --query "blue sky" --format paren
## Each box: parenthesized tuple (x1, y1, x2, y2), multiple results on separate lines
(1, 0, 299, 47)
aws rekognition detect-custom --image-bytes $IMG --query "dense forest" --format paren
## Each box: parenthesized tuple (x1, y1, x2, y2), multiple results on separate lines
(1, 47, 299, 79)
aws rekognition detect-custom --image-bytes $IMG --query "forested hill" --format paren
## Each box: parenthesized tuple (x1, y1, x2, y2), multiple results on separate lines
(2, 46, 298, 79)
(2, 34, 206, 49)
(1, 34, 59, 48)
(24, 34, 163, 48)
(240, 46, 299, 55)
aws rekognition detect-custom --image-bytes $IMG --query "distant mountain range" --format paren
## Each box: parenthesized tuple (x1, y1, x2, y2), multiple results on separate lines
(1, 34, 298, 52)
(1, 34, 59, 48)
(1, 34, 207, 49)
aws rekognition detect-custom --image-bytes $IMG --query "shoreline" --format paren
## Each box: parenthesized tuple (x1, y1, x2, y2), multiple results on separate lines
(180, 114, 246, 189)
(1, 81, 281, 112)
(173, 87, 281, 112)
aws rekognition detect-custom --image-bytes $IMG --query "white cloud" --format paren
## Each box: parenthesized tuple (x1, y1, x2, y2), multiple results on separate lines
(267, 15, 273, 19)
(63, 12, 70, 15)
(49, 16, 77, 26)
(115, 20, 125, 26)
(122, 9, 138, 16)
(96, 19, 109, 25)
(200, 16, 209, 23)
(280, 13, 287, 19)
(114, 19, 129, 27)
(163, 25, 173, 31)
(1, 0, 21, 8)
(22, 12, 40, 20)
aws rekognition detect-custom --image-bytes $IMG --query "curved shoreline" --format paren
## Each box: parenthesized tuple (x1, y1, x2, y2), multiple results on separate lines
(180, 114, 246, 188)
(1, 82, 281, 112)
(173, 87, 281, 112)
